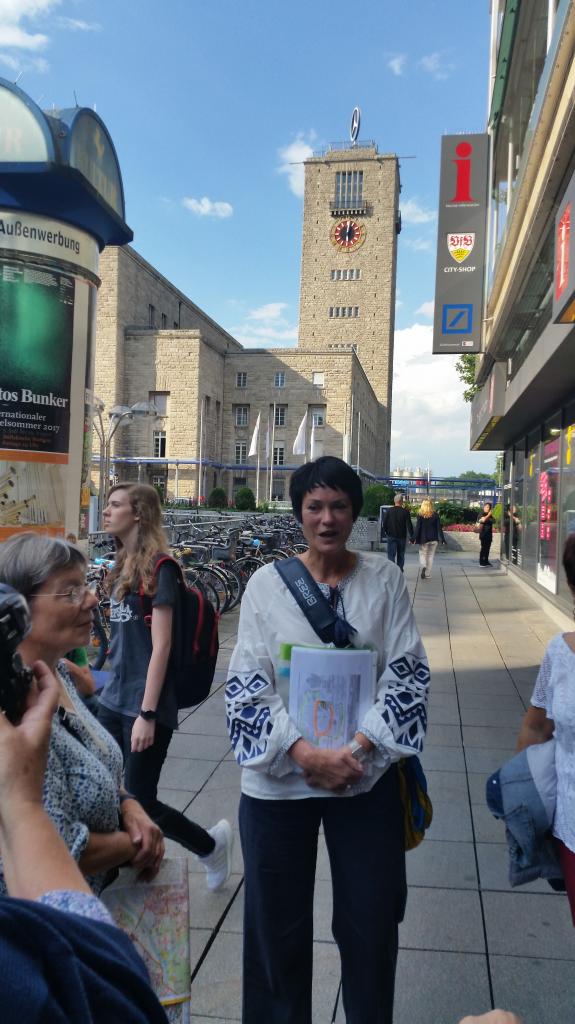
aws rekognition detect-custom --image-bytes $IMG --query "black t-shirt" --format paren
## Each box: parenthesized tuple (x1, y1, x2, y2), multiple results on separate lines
(100, 562, 180, 729)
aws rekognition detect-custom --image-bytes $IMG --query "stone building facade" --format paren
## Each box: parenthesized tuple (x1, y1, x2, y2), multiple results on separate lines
(93, 137, 399, 502)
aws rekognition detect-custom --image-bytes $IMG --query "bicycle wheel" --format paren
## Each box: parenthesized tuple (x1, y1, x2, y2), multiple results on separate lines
(184, 570, 221, 613)
(200, 566, 232, 613)
(212, 562, 243, 611)
(234, 556, 265, 589)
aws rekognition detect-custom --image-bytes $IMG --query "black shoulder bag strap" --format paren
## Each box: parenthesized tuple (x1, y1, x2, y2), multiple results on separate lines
(274, 557, 357, 649)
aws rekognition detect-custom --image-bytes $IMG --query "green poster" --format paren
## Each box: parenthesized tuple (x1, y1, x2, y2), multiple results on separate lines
(0, 260, 75, 456)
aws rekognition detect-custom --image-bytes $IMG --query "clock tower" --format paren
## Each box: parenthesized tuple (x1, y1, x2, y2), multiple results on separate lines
(297, 126, 400, 472)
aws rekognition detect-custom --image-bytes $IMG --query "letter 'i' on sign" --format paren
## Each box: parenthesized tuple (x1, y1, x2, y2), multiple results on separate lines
(450, 142, 476, 203)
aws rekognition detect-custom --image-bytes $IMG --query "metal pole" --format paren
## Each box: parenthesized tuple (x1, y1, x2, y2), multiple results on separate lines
(175, 462, 179, 499)
(547, 0, 556, 51)
(256, 427, 260, 506)
(198, 396, 204, 504)
(269, 403, 276, 501)
(356, 410, 361, 474)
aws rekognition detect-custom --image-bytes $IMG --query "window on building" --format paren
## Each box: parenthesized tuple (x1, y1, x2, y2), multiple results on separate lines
(236, 371, 247, 388)
(161, 313, 167, 329)
(274, 371, 285, 388)
(235, 443, 247, 464)
(233, 476, 247, 489)
(334, 171, 363, 208)
(273, 444, 285, 466)
(149, 391, 169, 416)
(148, 304, 156, 327)
(152, 475, 165, 494)
(173, 320, 178, 329)
(235, 406, 249, 427)
(311, 408, 325, 427)
(272, 481, 285, 500)
(330, 268, 361, 281)
(275, 405, 287, 427)
(153, 431, 166, 458)
(328, 306, 359, 318)
(312, 372, 325, 387)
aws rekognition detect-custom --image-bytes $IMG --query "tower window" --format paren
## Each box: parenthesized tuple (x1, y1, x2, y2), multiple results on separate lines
(335, 171, 363, 208)
(330, 269, 361, 281)
(328, 306, 360, 318)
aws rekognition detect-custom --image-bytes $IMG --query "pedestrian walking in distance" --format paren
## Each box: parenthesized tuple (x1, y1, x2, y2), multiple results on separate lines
(414, 498, 446, 580)
(478, 501, 494, 567)
(384, 493, 414, 572)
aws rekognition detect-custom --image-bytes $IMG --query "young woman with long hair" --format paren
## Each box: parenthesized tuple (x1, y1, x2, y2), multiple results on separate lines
(98, 483, 233, 890)
(414, 498, 446, 580)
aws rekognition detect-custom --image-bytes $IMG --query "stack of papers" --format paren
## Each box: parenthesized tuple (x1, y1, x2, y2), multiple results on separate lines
(287, 646, 376, 749)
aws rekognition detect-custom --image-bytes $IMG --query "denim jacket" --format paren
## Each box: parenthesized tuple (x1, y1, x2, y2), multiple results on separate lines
(486, 740, 564, 887)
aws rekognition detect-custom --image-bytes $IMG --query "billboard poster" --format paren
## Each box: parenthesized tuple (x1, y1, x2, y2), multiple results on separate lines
(433, 134, 489, 354)
(553, 169, 575, 324)
(0, 459, 66, 539)
(0, 259, 75, 456)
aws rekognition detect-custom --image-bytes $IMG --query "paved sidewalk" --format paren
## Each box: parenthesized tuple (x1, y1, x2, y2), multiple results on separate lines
(159, 547, 575, 1024)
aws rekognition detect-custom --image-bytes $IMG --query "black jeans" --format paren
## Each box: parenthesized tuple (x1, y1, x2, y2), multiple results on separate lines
(98, 705, 214, 856)
(387, 536, 407, 571)
(239, 768, 406, 1024)
(479, 533, 492, 565)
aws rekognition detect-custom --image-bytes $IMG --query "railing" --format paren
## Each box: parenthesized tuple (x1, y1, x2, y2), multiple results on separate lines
(329, 199, 368, 216)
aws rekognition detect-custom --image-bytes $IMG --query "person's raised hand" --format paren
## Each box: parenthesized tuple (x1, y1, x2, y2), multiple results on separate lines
(0, 660, 58, 819)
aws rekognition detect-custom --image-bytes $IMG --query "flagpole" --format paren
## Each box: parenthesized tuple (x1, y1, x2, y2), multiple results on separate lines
(269, 403, 276, 501)
(256, 423, 260, 505)
(356, 409, 361, 474)
(265, 410, 270, 503)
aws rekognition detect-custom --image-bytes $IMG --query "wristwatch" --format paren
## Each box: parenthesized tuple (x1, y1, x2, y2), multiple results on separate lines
(139, 708, 157, 721)
(349, 738, 371, 763)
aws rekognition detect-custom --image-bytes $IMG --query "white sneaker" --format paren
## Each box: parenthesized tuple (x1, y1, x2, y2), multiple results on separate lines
(200, 819, 233, 891)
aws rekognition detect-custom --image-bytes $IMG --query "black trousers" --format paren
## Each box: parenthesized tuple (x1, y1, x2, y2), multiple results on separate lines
(479, 533, 492, 565)
(239, 768, 406, 1024)
(98, 705, 214, 856)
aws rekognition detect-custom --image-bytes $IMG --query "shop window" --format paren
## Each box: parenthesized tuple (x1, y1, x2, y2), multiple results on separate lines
(511, 446, 525, 567)
(536, 416, 561, 593)
(522, 432, 541, 576)
(559, 406, 575, 604)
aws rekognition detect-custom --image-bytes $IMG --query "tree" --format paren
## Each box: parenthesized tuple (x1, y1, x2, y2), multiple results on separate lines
(455, 354, 481, 402)
(234, 486, 256, 511)
(457, 470, 495, 481)
(207, 487, 227, 509)
(361, 484, 395, 517)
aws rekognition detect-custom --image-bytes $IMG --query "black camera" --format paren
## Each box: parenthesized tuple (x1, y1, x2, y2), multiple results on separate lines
(0, 584, 33, 724)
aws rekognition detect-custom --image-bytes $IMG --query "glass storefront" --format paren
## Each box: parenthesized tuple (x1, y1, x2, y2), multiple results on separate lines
(504, 401, 575, 612)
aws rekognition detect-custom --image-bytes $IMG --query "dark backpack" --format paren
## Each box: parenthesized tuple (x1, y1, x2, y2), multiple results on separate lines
(140, 556, 219, 708)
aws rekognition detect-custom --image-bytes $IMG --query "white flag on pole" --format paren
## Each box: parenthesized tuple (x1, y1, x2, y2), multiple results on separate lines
(248, 412, 261, 457)
(265, 416, 270, 459)
(310, 418, 316, 461)
(292, 411, 307, 455)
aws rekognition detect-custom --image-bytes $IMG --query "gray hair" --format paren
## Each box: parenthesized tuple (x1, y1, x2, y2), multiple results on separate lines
(394, 493, 404, 504)
(0, 533, 86, 599)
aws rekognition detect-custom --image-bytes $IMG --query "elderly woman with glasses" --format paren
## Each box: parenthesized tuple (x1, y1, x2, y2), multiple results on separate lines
(0, 533, 164, 895)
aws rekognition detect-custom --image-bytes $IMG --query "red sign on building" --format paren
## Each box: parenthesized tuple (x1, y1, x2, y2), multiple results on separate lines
(555, 202, 571, 302)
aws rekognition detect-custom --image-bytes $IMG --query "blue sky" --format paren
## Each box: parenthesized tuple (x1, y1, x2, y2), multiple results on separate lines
(1, 0, 495, 475)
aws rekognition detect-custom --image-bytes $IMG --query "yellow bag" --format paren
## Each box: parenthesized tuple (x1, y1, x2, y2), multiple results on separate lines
(398, 756, 433, 851)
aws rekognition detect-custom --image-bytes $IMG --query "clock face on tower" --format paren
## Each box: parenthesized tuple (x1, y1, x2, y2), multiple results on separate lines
(330, 219, 366, 251)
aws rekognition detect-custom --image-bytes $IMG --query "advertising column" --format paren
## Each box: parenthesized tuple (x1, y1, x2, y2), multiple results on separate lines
(0, 211, 99, 539)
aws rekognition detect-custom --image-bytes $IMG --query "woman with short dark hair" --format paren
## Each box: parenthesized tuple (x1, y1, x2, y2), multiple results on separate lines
(226, 456, 430, 1023)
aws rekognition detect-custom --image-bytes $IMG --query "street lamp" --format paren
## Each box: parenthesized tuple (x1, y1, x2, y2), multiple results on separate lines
(92, 398, 158, 525)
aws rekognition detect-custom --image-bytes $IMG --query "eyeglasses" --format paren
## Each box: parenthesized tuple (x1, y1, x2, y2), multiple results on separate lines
(30, 581, 98, 605)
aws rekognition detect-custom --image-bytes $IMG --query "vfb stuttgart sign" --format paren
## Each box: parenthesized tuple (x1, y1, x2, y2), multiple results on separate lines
(447, 232, 475, 264)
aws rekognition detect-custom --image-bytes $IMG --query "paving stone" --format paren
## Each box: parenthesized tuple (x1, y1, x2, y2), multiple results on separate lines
(425, 770, 469, 803)
(428, 704, 461, 726)
(159, 756, 220, 791)
(425, 723, 462, 747)
(420, 745, 466, 772)
(426, 799, 473, 842)
(490, 954, 575, 1023)
(188, 873, 244, 931)
(400, 887, 485, 952)
(483, 891, 575, 958)
(459, 705, 523, 727)
(178, 712, 230, 737)
(462, 725, 520, 749)
(457, 691, 525, 710)
(393, 950, 491, 1024)
(470, 802, 506, 844)
(190, 927, 213, 973)
(407, 839, 478, 889)
(188, 931, 243, 1018)
(464, 747, 516, 773)
(467, 771, 491, 804)
(168, 732, 232, 759)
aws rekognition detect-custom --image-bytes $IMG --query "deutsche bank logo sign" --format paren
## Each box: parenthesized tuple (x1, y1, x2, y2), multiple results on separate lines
(442, 303, 473, 334)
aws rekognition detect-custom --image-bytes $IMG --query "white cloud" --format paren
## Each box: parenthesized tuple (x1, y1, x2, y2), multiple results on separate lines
(401, 197, 436, 224)
(387, 53, 406, 76)
(277, 132, 316, 198)
(390, 323, 492, 475)
(56, 16, 101, 32)
(232, 301, 298, 349)
(415, 300, 434, 318)
(182, 196, 233, 219)
(419, 52, 455, 80)
(0, 0, 59, 50)
(405, 237, 433, 252)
